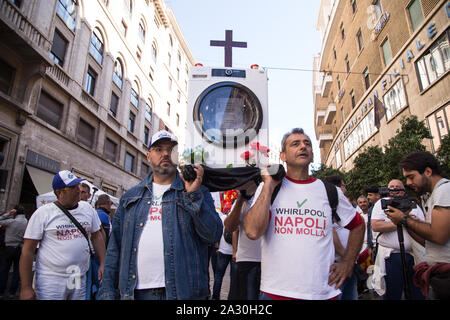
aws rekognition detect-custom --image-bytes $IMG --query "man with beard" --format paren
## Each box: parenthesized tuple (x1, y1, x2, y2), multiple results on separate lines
(98, 130, 223, 300)
(386, 151, 450, 299)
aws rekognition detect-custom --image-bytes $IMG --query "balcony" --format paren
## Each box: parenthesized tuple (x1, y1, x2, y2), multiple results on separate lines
(316, 109, 326, 126)
(321, 74, 332, 98)
(324, 103, 336, 125)
(317, 124, 335, 148)
(0, 0, 53, 64)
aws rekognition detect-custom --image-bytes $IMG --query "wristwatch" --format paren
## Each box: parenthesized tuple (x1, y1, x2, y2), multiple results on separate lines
(399, 215, 409, 228)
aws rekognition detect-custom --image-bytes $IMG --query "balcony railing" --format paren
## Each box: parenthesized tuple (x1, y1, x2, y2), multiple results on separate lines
(0, 0, 52, 62)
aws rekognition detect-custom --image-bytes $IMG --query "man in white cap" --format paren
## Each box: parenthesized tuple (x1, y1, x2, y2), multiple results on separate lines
(99, 130, 223, 300)
(19, 170, 106, 300)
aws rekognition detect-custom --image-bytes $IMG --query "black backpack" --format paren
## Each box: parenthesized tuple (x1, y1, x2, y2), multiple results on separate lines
(271, 179, 340, 223)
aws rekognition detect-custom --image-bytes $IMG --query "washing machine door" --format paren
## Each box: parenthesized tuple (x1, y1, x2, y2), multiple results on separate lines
(193, 81, 263, 148)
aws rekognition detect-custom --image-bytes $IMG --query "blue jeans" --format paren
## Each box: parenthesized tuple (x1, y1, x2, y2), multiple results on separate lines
(384, 253, 425, 300)
(134, 288, 166, 300)
(212, 252, 235, 300)
(337, 268, 358, 300)
(0, 246, 21, 296)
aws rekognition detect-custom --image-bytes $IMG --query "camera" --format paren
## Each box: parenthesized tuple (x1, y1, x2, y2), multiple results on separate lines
(381, 197, 417, 213)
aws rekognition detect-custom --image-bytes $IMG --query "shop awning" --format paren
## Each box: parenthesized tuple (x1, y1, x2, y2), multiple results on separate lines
(26, 165, 54, 195)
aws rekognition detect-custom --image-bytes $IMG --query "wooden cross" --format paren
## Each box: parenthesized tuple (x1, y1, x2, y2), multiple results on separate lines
(210, 30, 247, 67)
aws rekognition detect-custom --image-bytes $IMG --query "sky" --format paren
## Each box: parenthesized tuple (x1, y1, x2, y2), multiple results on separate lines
(167, 0, 323, 168)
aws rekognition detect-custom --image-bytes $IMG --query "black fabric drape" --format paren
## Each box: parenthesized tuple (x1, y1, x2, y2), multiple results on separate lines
(201, 166, 262, 192)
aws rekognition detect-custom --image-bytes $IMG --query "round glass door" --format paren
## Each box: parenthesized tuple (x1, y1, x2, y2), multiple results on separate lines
(193, 82, 263, 148)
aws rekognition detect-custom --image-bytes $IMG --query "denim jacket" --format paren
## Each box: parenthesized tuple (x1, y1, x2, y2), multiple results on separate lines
(98, 171, 223, 300)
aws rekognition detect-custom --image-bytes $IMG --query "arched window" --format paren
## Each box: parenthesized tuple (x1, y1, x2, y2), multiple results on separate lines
(145, 97, 153, 122)
(130, 81, 139, 107)
(113, 58, 123, 89)
(151, 41, 158, 63)
(138, 20, 146, 43)
(89, 28, 104, 65)
(56, 0, 77, 31)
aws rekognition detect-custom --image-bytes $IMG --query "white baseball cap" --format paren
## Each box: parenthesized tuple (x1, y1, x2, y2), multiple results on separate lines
(148, 130, 178, 149)
(52, 170, 85, 191)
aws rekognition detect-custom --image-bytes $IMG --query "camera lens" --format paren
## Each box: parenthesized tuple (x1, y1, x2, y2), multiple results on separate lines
(225, 69, 232, 76)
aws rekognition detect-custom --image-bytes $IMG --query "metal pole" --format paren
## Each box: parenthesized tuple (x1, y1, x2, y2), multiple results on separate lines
(396, 224, 411, 300)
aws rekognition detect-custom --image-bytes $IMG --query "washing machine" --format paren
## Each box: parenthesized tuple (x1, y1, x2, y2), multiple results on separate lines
(185, 65, 269, 168)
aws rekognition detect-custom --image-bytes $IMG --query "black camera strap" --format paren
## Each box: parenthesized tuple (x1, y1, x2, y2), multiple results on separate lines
(54, 201, 94, 257)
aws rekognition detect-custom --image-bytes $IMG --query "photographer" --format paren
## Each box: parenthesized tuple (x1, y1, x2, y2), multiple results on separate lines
(371, 179, 425, 300)
(387, 151, 450, 299)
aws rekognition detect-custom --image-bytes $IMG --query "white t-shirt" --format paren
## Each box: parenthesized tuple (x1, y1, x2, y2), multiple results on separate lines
(136, 183, 170, 289)
(371, 198, 425, 252)
(218, 214, 233, 255)
(24, 201, 101, 277)
(237, 200, 261, 263)
(424, 178, 450, 265)
(253, 177, 357, 300)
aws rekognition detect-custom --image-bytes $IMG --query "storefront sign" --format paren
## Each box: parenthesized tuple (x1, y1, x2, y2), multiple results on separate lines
(26, 150, 60, 174)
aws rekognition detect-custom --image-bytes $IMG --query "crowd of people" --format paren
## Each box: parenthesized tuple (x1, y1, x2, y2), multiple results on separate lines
(0, 128, 448, 300)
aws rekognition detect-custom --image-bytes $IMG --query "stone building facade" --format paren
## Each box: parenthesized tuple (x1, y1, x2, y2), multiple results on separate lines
(0, 0, 194, 213)
(314, 0, 449, 171)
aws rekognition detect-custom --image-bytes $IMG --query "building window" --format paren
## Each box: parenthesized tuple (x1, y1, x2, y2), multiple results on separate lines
(141, 162, 150, 178)
(340, 22, 345, 40)
(335, 149, 342, 168)
(408, 0, 424, 32)
(104, 138, 117, 162)
(0, 58, 15, 95)
(56, 0, 77, 31)
(176, 113, 180, 127)
(381, 38, 392, 66)
(167, 102, 170, 116)
(131, 86, 139, 108)
(350, 90, 356, 108)
(176, 67, 180, 80)
(77, 118, 95, 149)
(151, 42, 158, 63)
(363, 67, 370, 90)
(168, 76, 172, 90)
(351, 0, 357, 14)
(416, 30, 450, 91)
(50, 29, 68, 67)
(110, 92, 119, 117)
(84, 67, 97, 96)
(113, 59, 123, 89)
(333, 47, 337, 60)
(343, 109, 377, 159)
(36, 91, 63, 129)
(337, 74, 341, 90)
(168, 53, 171, 66)
(356, 28, 363, 52)
(89, 28, 104, 65)
(128, 111, 135, 132)
(341, 106, 345, 124)
(383, 80, 407, 121)
(144, 126, 150, 145)
(138, 20, 146, 43)
(426, 104, 449, 153)
(145, 101, 152, 122)
(125, 152, 135, 173)
(345, 55, 350, 73)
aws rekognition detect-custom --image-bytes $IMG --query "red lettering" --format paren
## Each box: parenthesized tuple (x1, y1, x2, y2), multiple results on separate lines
(305, 218, 314, 228)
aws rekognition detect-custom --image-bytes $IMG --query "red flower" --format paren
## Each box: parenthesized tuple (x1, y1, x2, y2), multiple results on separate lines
(240, 150, 255, 160)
